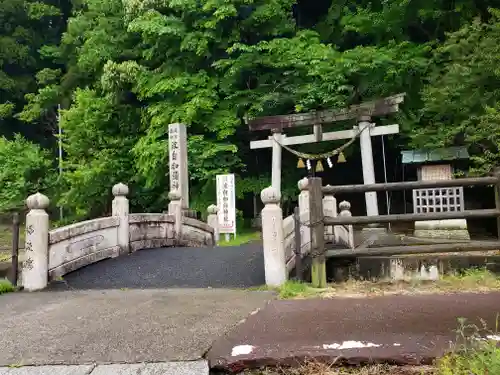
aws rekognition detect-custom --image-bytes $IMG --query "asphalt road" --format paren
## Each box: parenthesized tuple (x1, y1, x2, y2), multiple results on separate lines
(207, 292, 500, 372)
(51, 244, 265, 290)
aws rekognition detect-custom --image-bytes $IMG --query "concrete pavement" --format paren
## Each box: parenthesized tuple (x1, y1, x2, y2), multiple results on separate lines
(207, 292, 500, 372)
(0, 288, 274, 366)
(0, 361, 208, 375)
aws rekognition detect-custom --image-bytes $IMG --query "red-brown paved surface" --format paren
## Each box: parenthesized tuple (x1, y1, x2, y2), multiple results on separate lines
(207, 292, 500, 373)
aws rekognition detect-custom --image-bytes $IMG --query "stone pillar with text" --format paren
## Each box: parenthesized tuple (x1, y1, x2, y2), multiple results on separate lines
(23, 193, 50, 291)
(260, 186, 287, 287)
(168, 123, 189, 209)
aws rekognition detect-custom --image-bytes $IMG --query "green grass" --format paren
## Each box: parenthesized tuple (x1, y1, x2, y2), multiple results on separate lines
(0, 278, 15, 294)
(218, 231, 261, 247)
(247, 280, 319, 299)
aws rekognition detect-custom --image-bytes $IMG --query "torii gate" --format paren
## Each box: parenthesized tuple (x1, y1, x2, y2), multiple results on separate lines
(247, 93, 406, 217)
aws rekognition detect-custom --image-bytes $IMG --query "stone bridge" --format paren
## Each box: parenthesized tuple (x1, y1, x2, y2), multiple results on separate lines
(21, 178, 355, 291)
(22, 183, 217, 291)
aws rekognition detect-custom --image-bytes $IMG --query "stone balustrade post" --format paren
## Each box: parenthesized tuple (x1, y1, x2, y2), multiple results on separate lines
(23, 192, 50, 291)
(322, 185, 337, 243)
(298, 178, 310, 254)
(260, 186, 287, 287)
(339, 201, 354, 249)
(168, 190, 182, 244)
(112, 183, 130, 254)
(207, 204, 219, 245)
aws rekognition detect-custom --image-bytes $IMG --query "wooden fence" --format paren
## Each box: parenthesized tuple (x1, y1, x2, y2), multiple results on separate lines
(321, 173, 500, 258)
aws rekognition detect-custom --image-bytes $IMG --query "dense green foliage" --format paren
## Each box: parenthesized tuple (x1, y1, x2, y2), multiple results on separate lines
(1, 0, 500, 220)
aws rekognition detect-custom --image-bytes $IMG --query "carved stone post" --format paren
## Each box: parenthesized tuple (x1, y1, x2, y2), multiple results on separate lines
(169, 190, 182, 244)
(261, 186, 287, 287)
(339, 201, 354, 249)
(322, 185, 337, 243)
(23, 192, 50, 291)
(112, 183, 129, 254)
(207, 204, 219, 244)
(298, 177, 310, 254)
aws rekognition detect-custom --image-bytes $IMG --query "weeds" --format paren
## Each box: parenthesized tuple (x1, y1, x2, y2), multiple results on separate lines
(0, 278, 15, 294)
(436, 316, 500, 375)
(242, 362, 434, 374)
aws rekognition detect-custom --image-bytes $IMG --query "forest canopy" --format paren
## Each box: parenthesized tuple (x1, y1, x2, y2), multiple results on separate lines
(1, 0, 500, 220)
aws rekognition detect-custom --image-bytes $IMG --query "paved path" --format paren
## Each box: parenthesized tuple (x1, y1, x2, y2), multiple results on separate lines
(0, 288, 274, 366)
(53, 245, 265, 290)
(207, 292, 500, 372)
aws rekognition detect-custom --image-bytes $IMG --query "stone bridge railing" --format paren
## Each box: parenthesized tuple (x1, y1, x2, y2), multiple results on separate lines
(22, 183, 218, 291)
(260, 178, 354, 287)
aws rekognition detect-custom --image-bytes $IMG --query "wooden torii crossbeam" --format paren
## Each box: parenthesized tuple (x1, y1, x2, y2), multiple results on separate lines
(247, 93, 405, 132)
(248, 93, 406, 217)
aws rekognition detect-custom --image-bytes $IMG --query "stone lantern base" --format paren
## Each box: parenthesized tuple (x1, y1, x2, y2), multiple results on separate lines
(414, 219, 470, 240)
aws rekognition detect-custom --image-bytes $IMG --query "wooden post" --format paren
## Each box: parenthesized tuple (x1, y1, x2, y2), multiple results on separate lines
(293, 206, 302, 281)
(11, 212, 20, 286)
(495, 169, 500, 240)
(308, 177, 326, 288)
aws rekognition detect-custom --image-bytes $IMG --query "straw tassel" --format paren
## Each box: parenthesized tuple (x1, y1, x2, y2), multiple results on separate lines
(316, 160, 324, 172)
(338, 151, 346, 163)
(297, 158, 305, 169)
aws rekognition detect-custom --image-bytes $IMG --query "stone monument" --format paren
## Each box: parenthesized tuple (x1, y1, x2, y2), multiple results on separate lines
(168, 123, 189, 209)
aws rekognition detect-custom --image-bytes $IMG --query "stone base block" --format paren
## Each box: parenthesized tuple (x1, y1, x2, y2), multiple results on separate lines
(414, 219, 470, 240)
(327, 254, 500, 283)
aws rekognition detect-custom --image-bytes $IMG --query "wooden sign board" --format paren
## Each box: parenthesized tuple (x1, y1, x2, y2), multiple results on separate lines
(247, 93, 406, 132)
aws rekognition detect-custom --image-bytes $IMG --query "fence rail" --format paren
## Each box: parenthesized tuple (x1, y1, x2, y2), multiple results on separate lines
(322, 176, 498, 194)
(324, 209, 500, 226)
(326, 241, 500, 258)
